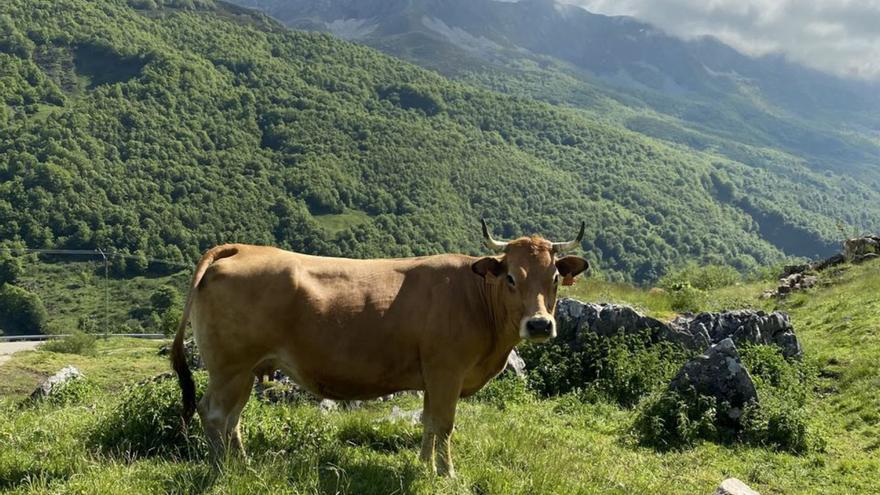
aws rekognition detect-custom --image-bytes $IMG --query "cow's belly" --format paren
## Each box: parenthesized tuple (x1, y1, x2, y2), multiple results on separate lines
(271, 333, 425, 400)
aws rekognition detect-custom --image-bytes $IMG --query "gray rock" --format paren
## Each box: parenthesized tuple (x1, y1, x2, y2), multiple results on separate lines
(844, 235, 880, 260)
(854, 252, 879, 264)
(383, 406, 423, 425)
(555, 298, 801, 358)
(29, 366, 83, 401)
(157, 338, 202, 369)
(555, 299, 682, 347)
(670, 339, 757, 420)
(671, 310, 801, 358)
(714, 477, 760, 495)
(811, 253, 845, 272)
(503, 349, 526, 378)
(319, 399, 339, 412)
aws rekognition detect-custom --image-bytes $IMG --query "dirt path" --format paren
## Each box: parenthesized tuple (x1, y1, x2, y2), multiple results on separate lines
(0, 341, 42, 366)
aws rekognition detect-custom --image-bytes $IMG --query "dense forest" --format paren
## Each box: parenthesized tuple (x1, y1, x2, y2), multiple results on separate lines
(1, 0, 879, 283)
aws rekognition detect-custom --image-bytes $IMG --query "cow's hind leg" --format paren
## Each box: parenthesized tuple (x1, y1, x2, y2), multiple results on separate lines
(198, 370, 254, 462)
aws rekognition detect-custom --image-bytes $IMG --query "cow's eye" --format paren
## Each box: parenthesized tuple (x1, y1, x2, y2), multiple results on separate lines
(506, 274, 516, 287)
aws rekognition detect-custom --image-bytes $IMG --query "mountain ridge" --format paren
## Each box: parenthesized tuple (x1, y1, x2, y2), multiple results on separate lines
(232, 0, 880, 181)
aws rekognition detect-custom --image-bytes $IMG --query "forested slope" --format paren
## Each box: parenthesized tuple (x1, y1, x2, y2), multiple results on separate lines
(1, 0, 877, 281)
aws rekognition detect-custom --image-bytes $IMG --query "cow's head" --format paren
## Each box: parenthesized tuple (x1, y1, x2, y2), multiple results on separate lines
(472, 219, 590, 342)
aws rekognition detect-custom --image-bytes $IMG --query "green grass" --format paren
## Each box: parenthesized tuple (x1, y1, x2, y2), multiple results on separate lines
(14, 259, 189, 334)
(0, 260, 878, 493)
(312, 209, 373, 237)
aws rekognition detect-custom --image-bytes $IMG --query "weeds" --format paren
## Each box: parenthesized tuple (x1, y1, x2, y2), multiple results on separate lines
(634, 344, 821, 453)
(42, 331, 97, 356)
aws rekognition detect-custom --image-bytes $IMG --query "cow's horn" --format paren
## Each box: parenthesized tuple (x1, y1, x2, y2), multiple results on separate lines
(481, 218, 508, 252)
(551, 221, 585, 254)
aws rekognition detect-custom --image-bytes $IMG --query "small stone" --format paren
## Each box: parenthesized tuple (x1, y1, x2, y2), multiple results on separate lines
(28, 366, 83, 402)
(383, 406, 423, 425)
(503, 349, 526, 378)
(319, 399, 339, 412)
(714, 477, 760, 495)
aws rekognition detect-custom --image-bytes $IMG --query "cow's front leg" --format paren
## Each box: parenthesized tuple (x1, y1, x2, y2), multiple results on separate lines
(421, 375, 463, 477)
(419, 391, 436, 464)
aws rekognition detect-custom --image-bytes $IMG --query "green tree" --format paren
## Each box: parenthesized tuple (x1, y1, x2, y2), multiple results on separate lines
(150, 286, 181, 313)
(0, 283, 48, 334)
(0, 251, 23, 285)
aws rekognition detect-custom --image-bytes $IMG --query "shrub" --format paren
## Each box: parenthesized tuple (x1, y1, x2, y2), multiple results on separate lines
(242, 403, 333, 457)
(659, 263, 741, 291)
(520, 330, 690, 407)
(42, 331, 97, 356)
(634, 344, 819, 453)
(150, 286, 181, 314)
(633, 387, 721, 450)
(738, 345, 821, 453)
(43, 377, 97, 407)
(667, 282, 705, 312)
(0, 250, 23, 285)
(470, 374, 534, 409)
(92, 373, 206, 457)
(580, 334, 688, 407)
(0, 283, 48, 334)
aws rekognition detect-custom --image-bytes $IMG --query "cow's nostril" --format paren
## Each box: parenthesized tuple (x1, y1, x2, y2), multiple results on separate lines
(526, 319, 552, 334)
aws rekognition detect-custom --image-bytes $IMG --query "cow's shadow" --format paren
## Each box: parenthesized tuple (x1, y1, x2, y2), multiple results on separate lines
(318, 452, 422, 494)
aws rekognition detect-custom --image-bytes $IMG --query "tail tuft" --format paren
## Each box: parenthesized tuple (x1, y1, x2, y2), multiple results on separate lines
(171, 331, 196, 424)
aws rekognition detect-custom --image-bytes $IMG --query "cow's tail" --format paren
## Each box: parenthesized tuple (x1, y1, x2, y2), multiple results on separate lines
(172, 244, 239, 426)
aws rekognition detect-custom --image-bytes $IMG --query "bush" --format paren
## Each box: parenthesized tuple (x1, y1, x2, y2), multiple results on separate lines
(667, 282, 705, 312)
(660, 263, 741, 291)
(634, 344, 819, 453)
(43, 377, 97, 407)
(242, 402, 333, 457)
(470, 374, 534, 409)
(0, 251, 23, 285)
(92, 373, 206, 457)
(0, 283, 48, 334)
(520, 330, 690, 407)
(633, 387, 721, 450)
(42, 331, 97, 356)
(580, 334, 688, 407)
(150, 286, 181, 314)
(738, 345, 821, 453)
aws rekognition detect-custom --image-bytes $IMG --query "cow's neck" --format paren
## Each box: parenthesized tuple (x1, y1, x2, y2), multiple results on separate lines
(476, 277, 522, 358)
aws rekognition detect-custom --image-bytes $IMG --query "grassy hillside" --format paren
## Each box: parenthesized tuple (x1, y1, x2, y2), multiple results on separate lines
(1, 258, 878, 494)
(11, 257, 189, 335)
(2, 0, 879, 284)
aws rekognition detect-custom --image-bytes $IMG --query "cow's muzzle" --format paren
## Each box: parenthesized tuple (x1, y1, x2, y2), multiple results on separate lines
(521, 315, 556, 342)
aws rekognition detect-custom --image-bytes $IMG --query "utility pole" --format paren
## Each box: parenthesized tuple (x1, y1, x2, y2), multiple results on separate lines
(97, 248, 109, 335)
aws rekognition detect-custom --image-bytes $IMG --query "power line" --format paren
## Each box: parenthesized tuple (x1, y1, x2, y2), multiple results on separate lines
(0, 248, 191, 267)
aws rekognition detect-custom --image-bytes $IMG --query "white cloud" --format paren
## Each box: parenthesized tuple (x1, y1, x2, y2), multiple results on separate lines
(566, 0, 880, 80)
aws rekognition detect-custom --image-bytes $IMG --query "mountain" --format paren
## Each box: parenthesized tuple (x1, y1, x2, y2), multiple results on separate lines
(2, 0, 879, 284)
(232, 0, 880, 181)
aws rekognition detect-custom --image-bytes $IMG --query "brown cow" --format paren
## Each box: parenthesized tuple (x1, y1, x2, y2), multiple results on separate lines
(171, 220, 589, 476)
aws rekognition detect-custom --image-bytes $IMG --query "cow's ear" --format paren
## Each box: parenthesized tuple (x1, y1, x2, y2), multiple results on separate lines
(472, 256, 505, 278)
(556, 256, 590, 278)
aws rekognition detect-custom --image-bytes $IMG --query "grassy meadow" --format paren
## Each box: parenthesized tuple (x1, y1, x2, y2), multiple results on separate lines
(1, 260, 879, 494)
